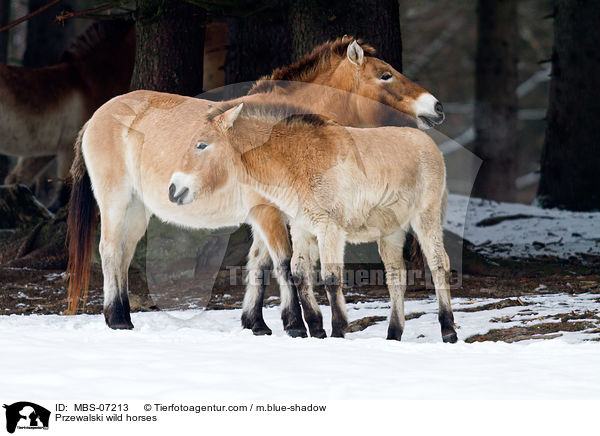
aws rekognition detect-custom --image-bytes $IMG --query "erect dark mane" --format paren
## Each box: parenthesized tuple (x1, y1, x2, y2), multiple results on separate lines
(60, 19, 134, 62)
(248, 36, 376, 95)
(207, 101, 329, 127)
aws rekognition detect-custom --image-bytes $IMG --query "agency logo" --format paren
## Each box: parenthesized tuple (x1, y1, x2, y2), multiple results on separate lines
(3, 402, 50, 433)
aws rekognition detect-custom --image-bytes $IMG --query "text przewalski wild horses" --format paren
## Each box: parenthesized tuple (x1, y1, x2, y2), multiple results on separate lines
(66, 37, 446, 339)
(169, 102, 457, 342)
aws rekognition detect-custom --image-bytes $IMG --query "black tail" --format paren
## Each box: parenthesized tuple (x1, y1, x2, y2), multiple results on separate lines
(66, 122, 98, 314)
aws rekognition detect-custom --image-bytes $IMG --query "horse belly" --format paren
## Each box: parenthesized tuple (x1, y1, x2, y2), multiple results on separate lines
(340, 192, 413, 243)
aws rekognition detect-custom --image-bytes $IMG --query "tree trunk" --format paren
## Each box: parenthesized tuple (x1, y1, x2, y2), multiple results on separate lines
(289, 0, 402, 71)
(127, 0, 207, 308)
(130, 0, 206, 95)
(472, 0, 518, 202)
(537, 0, 600, 211)
(0, 0, 9, 63)
(22, 0, 75, 67)
(0, 155, 8, 185)
(0, 0, 8, 181)
(224, 2, 292, 91)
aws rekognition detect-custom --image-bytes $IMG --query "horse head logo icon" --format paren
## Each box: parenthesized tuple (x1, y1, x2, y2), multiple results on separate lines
(3, 402, 50, 433)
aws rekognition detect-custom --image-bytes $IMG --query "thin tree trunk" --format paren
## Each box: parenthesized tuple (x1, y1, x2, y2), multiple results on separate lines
(0, 0, 9, 181)
(130, 0, 206, 95)
(290, 0, 402, 71)
(224, 2, 292, 91)
(0, 0, 10, 63)
(472, 0, 518, 201)
(537, 0, 600, 211)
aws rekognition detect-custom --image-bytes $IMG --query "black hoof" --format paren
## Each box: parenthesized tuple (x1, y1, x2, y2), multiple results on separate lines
(309, 329, 327, 339)
(331, 329, 345, 338)
(286, 328, 308, 338)
(439, 310, 457, 343)
(242, 312, 271, 335)
(107, 320, 134, 330)
(282, 315, 307, 338)
(252, 326, 273, 336)
(442, 331, 458, 343)
(104, 303, 133, 330)
(386, 325, 403, 341)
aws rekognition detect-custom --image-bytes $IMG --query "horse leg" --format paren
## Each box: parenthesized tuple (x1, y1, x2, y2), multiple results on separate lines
(241, 235, 272, 335)
(249, 205, 307, 337)
(377, 230, 408, 341)
(412, 211, 457, 343)
(48, 149, 75, 210)
(316, 224, 348, 338)
(99, 193, 149, 329)
(4, 156, 52, 185)
(118, 196, 150, 311)
(290, 225, 326, 338)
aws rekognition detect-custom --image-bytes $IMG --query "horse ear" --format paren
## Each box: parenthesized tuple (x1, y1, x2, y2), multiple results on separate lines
(217, 103, 244, 130)
(347, 41, 364, 67)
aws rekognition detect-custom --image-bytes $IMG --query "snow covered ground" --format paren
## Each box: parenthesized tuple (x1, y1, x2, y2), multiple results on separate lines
(2, 293, 599, 400)
(445, 194, 600, 259)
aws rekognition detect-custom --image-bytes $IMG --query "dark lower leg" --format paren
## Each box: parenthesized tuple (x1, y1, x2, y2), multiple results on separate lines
(278, 259, 307, 338)
(439, 308, 457, 343)
(324, 274, 347, 338)
(434, 268, 457, 343)
(104, 293, 133, 329)
(387, 311, 404, 341)
(295, 279, 326, 338)
(241, 264, 271, 335)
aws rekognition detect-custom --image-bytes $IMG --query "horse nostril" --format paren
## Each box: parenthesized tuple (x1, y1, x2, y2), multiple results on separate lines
(435, 102, 444, 115)
(169, 183, 190, 205)
(168, 183, 177, 202)
(176, 187, 189, 205)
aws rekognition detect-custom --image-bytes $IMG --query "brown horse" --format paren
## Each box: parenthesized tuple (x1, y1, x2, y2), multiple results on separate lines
(245, 38, 443, 129)
(194, 102, 455, 341)
(0, 20, 135, 205)
(67, 38, 446, 338)
(231, 39, 445, 336)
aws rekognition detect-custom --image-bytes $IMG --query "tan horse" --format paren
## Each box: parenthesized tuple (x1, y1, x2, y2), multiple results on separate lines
(67, 37, 445, 338)
(245, 38, 444, 129)
(230, 38, 445, 336)
(0, 20, 135, 205)
(170, 102, 457, 342)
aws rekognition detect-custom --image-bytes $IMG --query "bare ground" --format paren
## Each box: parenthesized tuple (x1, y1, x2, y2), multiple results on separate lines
(1, 254, 599, 342)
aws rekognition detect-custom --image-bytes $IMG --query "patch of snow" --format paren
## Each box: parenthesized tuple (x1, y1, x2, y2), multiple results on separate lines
(44, 272, 67, 281)
(1, 294, 599, 400)
(446, 194, 600, 259)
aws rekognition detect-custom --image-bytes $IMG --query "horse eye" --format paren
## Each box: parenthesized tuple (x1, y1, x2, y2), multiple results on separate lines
(380, 72, 393, 81)
(196, 141, 208, 150)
